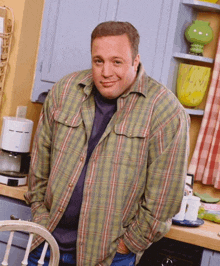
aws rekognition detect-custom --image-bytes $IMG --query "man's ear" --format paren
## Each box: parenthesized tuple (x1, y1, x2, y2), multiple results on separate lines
(133, 54, 140, 71)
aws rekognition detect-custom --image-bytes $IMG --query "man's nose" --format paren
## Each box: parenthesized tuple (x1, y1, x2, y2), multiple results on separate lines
(102, 63, 113, 77)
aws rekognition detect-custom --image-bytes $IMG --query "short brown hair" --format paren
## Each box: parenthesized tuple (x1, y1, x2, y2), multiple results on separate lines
(91, 21, 140, 61)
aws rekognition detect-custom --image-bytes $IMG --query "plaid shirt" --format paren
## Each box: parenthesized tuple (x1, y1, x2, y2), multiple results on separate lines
(25, 64, 190, 265)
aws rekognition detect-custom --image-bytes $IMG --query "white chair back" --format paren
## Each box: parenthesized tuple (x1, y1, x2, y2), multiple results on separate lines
(0, 220, 59, 266)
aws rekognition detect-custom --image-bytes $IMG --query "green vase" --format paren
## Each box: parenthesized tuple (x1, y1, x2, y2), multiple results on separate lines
(185, 20, 213, 56)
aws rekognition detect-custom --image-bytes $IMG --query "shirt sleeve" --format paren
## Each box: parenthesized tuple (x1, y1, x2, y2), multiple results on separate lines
(24, 87, 56, 225)
(123, 105, 190, 253)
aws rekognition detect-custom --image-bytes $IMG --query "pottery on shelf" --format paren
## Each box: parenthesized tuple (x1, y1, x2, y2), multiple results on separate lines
(185, 20, 213, 56)
(199, 0, 218, 3)
(177, 63, 211, 107)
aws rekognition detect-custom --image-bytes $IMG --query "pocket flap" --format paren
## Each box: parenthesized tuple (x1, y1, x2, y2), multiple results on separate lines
(114, 122, 148, 138)
(54, 110, 82, 127)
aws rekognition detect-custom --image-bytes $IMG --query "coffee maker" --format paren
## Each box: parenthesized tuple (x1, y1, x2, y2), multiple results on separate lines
(0, 116, 33, 186)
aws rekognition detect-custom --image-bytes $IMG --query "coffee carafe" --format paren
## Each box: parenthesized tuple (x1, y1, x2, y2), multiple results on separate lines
(0, 117, 33, 186)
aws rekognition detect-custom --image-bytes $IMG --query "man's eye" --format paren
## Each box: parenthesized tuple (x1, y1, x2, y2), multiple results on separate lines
(94, 59, 103, 64)
(114, 60, 122, 65)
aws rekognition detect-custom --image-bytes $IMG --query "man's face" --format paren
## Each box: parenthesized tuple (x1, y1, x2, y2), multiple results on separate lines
(91, 34, 140, 99)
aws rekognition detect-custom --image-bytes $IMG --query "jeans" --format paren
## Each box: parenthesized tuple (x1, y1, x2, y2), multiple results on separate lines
(28, 243, 76, 266)
(28, 243, 136, 266)
(111, 252, 136, 266)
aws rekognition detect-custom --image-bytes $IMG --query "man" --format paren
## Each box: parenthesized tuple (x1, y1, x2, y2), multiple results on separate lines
(25, 21, 190, 266)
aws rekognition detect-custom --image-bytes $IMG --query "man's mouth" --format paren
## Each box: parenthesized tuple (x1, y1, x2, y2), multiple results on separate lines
(100, 81, 118, 87)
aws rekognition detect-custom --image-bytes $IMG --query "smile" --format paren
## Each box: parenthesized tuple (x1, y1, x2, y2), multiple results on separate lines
(100, 81, 118, 87)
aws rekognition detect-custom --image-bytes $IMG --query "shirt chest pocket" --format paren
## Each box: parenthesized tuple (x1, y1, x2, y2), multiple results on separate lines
(114, 122, 148, 138)
(113, 122, 149, 166)
(52, 110, 84, 154)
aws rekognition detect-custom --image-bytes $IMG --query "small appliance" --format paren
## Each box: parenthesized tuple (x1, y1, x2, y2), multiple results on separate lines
(0, 116, 33, 186)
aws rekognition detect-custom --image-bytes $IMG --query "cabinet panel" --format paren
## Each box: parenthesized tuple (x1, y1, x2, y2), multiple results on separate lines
(201, 249, 220, 266)
(0, 195, 31, 266)
(0, 242, 28, 266)
(201, 249, 213, 266)
(0, 195, 31, 221)
(115, 0, 183, 89)
(138, 237, 203, 266)
(115, 0, 169, 82)
(41, 0, 112, 83)
(32, 0, 118, 102)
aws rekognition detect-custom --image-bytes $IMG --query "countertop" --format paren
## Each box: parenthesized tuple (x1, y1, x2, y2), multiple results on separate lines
(166, 220, 220, 252)
(0, 184, 27, 201)
(0, 184, 220, 252)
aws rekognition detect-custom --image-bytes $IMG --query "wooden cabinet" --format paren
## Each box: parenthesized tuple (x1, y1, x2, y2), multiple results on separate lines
(31, 0, 182, 102)
(138, 238, 204, 266)
(138, 237, 220, 266)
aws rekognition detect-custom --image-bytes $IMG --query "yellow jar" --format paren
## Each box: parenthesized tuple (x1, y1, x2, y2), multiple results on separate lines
(176, 63, 211, 107)
(199, 0, 218, 4)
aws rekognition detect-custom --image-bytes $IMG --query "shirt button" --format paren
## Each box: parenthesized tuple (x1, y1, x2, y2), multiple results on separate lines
(59, 208, 64, 212)
(69, 183, 73, 187)
(65, 120, 68, 124)
(80, 157, 84, 161)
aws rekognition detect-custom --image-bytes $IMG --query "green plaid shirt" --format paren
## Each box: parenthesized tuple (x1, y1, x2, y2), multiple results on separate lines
(25, 64, 190, 265)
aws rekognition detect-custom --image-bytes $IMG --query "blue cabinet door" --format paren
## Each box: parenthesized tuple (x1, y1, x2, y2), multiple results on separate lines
(201, 249, 220, 266)
(115, 0, 167, 82)
(32, 0, 113, 102)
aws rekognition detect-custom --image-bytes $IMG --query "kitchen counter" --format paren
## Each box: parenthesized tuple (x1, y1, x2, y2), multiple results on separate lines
(0, 184, 27, 201)
(0, 183, 220, 253)
(166, 220, 220, 252)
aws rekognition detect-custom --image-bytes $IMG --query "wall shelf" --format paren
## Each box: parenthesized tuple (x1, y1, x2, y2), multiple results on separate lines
(182, 0, 220, 12)
(185, 108, 204, 115)
(173, 52, 214, 63)
(173, 1, 218, 117)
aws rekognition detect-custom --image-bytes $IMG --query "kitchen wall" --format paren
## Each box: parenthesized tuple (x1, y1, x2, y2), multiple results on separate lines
(0, 0, 44, 145)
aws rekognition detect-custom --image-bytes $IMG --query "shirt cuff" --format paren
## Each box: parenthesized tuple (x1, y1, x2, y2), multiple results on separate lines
(122, 222, 152, 254)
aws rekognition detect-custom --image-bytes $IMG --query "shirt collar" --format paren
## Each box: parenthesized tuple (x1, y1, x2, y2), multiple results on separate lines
(78, 62, 148, 98)
(121, 63, 148, 98)
(78, 71, 93, 97)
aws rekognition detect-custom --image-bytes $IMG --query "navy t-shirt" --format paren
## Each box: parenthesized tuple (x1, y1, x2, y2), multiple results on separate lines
(52, 89, 117, 252)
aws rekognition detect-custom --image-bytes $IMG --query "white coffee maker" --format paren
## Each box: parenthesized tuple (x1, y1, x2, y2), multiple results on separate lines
(0, 116, 33, 186)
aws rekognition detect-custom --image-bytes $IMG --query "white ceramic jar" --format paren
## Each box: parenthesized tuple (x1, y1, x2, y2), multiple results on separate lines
(184, 195, 201, 221)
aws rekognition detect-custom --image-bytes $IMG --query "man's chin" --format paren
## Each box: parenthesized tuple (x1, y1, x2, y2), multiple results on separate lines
(96, 87, 120, 100)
